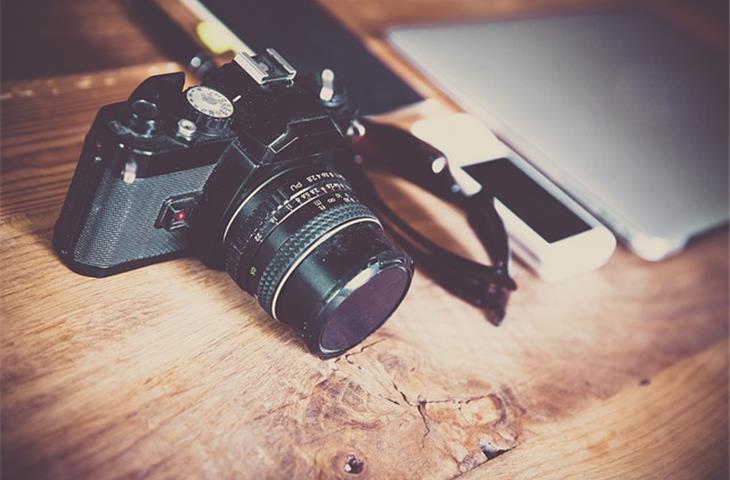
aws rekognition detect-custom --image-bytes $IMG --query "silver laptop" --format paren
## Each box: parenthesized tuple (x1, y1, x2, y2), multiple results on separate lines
(388, 10, 728, 260)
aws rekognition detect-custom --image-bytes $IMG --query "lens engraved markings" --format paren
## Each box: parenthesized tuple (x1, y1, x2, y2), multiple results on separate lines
(251, 182, 354, 246)
(244, 192, 374, 296)
(275, 183, 351, 220)
(224, 167, 360, 296)
(288, 171, 344, 193)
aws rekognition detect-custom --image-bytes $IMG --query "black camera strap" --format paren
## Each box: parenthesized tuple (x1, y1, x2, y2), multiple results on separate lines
(345, 118, 517, 325)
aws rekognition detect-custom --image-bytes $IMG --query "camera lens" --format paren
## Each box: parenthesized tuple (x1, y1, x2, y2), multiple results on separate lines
(222, 166, 412, 357)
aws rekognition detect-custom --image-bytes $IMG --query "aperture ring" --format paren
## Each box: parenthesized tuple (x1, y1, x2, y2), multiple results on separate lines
(224, 169, 352, 286)
(253, 203, 379, 318)
(224, 188, 289, 278)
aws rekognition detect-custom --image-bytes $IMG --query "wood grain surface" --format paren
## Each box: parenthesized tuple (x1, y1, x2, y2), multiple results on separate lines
(1, 1, 728, 479)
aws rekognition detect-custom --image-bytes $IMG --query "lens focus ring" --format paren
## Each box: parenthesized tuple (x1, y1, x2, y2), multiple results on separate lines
(254, 202, 378, 318)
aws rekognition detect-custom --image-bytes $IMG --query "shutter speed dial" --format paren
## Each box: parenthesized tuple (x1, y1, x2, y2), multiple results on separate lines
(182, 86, 234, 133)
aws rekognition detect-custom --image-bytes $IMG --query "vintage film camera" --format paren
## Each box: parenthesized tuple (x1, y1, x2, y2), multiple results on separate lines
(53, 48, 414, 358)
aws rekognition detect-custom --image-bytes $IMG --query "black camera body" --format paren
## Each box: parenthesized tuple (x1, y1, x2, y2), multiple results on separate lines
(54, 49, 413, 357)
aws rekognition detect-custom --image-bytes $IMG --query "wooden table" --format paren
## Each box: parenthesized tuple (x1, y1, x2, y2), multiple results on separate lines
(2, 1, 728, 478)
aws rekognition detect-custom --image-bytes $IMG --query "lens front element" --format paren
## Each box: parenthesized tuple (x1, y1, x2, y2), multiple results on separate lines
(317, 257, 412, 355)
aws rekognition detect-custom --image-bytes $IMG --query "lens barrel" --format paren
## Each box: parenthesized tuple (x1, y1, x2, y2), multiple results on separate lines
(223, 166, 412, 357)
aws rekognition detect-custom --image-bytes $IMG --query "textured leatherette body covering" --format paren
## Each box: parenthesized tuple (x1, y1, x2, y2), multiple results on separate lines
(72, 164, 216, 269)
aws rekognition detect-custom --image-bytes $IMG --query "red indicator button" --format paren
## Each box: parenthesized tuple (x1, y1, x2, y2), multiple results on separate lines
(156, 193, 200, 231)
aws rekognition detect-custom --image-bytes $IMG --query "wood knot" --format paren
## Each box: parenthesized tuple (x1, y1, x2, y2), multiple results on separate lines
(344, 454, 364, 474)
(479, 437, 515, 460)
